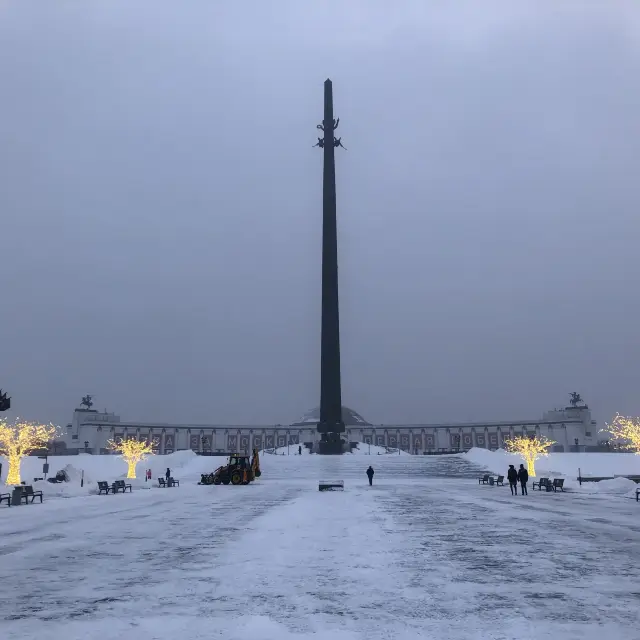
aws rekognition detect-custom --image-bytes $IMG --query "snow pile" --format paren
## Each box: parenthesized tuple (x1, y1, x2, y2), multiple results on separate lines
(146, 449, 200, 479)
(60, 463, 83, 482)
(31, 478, 95, 499)
(570, 477, 638, 496)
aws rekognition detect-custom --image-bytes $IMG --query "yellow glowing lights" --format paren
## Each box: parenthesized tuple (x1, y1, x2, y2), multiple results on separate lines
(107, 438, 153, 479)
(0, 418, 58, 485)
(603, 414, 640, 453)
(503, 434, 554, 478)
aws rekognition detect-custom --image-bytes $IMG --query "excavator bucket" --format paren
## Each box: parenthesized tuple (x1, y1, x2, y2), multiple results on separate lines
(252, 448, 261, 477)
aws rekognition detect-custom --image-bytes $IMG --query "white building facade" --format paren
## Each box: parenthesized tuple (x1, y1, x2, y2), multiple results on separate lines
(61, 405, 597, 455)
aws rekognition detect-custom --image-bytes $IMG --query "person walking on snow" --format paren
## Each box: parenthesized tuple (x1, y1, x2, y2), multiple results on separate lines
(165, 468, 171, 482)
(518, 464, 529, 495)
(366, 466, 374, 486)
(507, 465, 518, 495)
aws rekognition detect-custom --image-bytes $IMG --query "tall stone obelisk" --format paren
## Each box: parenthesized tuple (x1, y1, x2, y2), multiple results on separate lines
(315, 79, 346, 454)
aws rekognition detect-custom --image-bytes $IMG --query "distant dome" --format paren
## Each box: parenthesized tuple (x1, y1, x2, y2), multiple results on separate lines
(290, 406, 371, 427)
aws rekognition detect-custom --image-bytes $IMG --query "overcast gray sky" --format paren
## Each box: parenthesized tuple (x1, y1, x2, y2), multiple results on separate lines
(1, 1, 639, 429)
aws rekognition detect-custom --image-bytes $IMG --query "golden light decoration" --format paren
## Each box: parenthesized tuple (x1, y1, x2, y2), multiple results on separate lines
(503, 434, 555, 477)
(603, 414, 640, 454)
(107, 437, 153, 479)
(0, 418, 59, 485)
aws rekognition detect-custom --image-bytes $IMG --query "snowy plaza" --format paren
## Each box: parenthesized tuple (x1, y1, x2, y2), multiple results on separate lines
(1, 449, 640, 640)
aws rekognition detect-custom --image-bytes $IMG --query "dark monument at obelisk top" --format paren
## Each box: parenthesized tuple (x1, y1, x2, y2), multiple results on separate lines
(314, 79, 347, 455)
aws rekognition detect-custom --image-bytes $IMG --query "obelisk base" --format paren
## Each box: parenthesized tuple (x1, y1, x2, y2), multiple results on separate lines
(317, 431, 346, 455)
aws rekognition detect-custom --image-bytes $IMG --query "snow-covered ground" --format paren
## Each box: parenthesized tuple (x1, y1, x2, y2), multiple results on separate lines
(1, 452, 640, 640)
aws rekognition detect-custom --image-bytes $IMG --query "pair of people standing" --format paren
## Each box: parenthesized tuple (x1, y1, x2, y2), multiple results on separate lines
(507, 464, 528, 495)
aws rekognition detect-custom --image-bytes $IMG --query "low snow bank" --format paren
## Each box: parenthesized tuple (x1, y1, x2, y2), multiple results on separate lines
(570, 477, 638, 496)
(261, 442, 411, 456)
(463, 448, 640, 496)
(261, 444, 311, 456)
(463, 447, 639, 478)
(0, 450, 208, 498)
(350, 442, 411, 456)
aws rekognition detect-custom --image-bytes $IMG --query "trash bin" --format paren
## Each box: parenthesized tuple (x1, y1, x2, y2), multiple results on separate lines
(11, 487, 23, 506)
(489, 477, 495, 486)
(546, 482, 553, 492)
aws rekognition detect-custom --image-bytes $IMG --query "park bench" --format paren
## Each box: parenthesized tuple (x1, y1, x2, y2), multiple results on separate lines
(319, 480, 344, 492)
(20, 486, 43, 504)
(494, 475, 504, 486)
(158, 478, 166, 487)
(0, 492, 10, 507)
(112, 480, 132, 493)
(159, 477, 179, 487)
(479, 474, 490, 484)
(532, 477, 550, 491)
(98, 481, 112, 495)
(551, 479, 565, 492)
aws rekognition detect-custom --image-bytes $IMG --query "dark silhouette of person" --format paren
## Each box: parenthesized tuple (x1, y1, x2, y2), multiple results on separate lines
(165, 468, 171, 482)
(507, 465, 518, 495)
(298, 445, 302, 455)
(366, 466, 374, 486)
(518, 464, 529, 495)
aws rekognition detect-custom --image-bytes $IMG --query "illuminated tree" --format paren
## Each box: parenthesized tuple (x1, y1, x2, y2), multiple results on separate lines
(107, 437, 153, 479)
(0, 418, 58, 485)
(603, 414, 640, 453)
(504, 434, 555, 477)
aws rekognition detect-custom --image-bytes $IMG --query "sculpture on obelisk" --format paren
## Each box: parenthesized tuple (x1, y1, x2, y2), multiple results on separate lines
(314, 79, 346, 454)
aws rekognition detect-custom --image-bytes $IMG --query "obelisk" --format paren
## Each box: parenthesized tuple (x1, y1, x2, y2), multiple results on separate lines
(315, 79, 346, 454)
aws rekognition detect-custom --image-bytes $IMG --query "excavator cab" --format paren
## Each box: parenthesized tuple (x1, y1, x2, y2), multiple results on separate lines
(228, 456, 248, 468)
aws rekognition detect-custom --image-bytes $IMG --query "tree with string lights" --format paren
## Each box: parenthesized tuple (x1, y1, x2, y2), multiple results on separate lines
(0, 418, 58, 485)
(504, 434, 555, 477)
(603, 414, 640, 454)
(107, 437, 153, 479)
